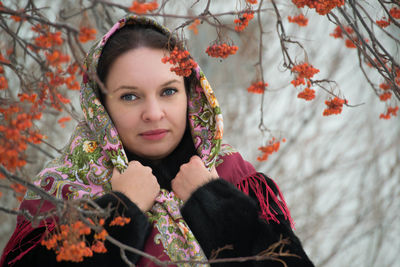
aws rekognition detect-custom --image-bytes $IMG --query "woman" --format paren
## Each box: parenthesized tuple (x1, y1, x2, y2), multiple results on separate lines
(1, 16, 314, 266)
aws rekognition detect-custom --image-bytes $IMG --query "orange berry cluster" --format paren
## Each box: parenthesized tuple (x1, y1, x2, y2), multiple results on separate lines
(288, 14, 309, 26)
(0, 76, 8, 90)
(41, 220, 107, 262)
(375, 7, 400, 28)
(205, 43, 238, 59)
(91, 240, 107, 253)
(0, 61, 79, 184)
(376, 67, 399, 118)
(376, 19, 390, 28)
(94, 229, 108, 241)
(0, 76, 7, 90)
(45, 67, 80, 92)
(56, 241, 93, 262)
(58, 116, 71, 128)
(323, 97, 347, 116)
(330, 25, 367, 49)
(390, 7, 400, 19)
(377, 68, 399, 120)
(345, 39, 357, 48)
(291, 63, 320, 85)
(78, 27, 97, 43)
(0, 104, 43, 177)
(234, 11, 254, 32)
(188, 19, 200, 35)
(379, 82, 390, 91)
(31, 23, 80, 93)
(0, 10, 81, 182)
(161, 47, 198, 77)
(18, 93, 37, 103)
(0, 53, 10, 90)
(379, 92, 392, 101)
(8, 8, 26, 22)
(247, 81, 268, 94)
(44, 71, 73, 111)
(66, 63, 80, 90)
(45, 50, 70, 67)
(129, 0, 158, 14)
(380, 106, 399, 120)
(30, 24, 82, 90)
(291, 63, 319, 101)
(11, 15, 23, 22)
(329, 25, 353, 39)
(32, 24, 63, 49)
(257, 138, 286, 162)
(292, 0, 345, 15)
(0, 67, 6, 88)
(110, 216, 131, 226)
(297, 88, 315, 101)
(246, 0, 258, 4)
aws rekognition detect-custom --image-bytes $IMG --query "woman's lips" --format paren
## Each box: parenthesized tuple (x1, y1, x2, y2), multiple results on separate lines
(140, 129, 168, 140)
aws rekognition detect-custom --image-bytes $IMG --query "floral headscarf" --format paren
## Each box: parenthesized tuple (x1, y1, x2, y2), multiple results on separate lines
(24, 15, 223, 201)
(25, 15, 226, 265)
(3, 15, 293, 267)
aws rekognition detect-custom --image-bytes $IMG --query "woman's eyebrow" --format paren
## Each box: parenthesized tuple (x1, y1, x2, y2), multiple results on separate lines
(160, 79, 181, 87)
(113, 79, 181, 92)
(113, 85, 138, 92)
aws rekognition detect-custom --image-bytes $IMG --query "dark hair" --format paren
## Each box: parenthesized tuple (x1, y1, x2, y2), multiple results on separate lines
(97, 24, 194, 99)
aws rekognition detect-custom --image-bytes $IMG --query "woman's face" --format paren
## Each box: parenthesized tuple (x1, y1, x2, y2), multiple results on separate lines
(104, 47, 188, 160)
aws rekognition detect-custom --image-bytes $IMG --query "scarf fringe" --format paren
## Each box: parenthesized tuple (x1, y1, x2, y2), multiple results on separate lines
(236, 173, 295, 229)
(1, 219, 54, 266)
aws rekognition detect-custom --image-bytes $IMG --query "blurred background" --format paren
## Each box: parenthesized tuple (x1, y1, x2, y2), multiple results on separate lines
(0, 1, 399, 266)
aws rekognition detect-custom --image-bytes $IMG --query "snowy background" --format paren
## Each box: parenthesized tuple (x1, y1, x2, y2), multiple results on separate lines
(0, 1, 399, 266)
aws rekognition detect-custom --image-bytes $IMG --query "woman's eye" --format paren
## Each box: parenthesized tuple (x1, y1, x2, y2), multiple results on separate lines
(121, 94, 137, 101)
(162, 88, 177, 96)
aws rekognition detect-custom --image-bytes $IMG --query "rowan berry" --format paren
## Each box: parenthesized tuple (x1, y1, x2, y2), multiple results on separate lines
(205, 43, 238, 59)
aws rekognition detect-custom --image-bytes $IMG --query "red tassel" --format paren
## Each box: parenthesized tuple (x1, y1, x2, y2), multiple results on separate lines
(237, 173, 295, 229)
(1, 219, 55, 266)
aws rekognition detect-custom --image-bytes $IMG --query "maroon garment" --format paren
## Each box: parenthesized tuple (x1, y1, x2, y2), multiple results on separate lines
(1, 147, 293, 266)
(1, 200, 56, 266)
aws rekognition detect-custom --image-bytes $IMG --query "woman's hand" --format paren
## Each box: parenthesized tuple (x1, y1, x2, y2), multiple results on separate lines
(171, 156, 219, 202)
(111, 161, 160, 212)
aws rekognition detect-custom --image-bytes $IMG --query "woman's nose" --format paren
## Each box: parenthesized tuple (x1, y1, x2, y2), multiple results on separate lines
(142, 98, 165, 121)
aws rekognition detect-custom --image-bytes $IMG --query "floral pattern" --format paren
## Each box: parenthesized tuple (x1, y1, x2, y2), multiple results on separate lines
(24, 15, 224, 264)
(147, 190, 208, 266)
(215, 143, 238, 167)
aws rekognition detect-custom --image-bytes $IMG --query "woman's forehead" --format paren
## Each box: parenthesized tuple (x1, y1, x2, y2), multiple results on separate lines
(106, 47, 184, 90)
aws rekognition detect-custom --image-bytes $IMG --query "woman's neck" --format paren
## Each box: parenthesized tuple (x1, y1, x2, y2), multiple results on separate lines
(125, 128, 197, 190)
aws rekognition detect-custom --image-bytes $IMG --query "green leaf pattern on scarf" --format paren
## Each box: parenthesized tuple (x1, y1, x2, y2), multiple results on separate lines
(148, 189, 209, 267)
